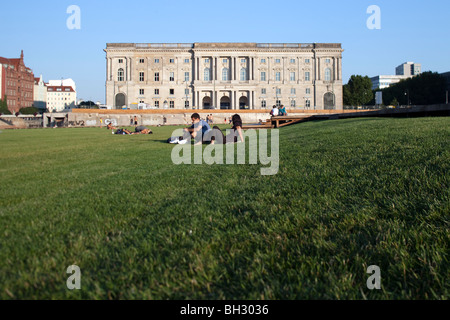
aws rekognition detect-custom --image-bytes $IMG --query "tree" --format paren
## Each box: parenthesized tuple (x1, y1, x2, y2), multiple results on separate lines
(343, 75, 374, 107)
(79, 101, 98, 109)
(390, 97, 399, 107)
(19, 107, 40, 115)
(0, 95, 12, 115)
(381, 72, 446, 106)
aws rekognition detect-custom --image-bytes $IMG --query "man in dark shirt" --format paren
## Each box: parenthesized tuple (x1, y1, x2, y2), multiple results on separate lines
(182, 113, 211, 145)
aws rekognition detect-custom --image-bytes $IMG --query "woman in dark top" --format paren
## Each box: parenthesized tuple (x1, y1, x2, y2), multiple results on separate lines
(209, 114, 244, 145)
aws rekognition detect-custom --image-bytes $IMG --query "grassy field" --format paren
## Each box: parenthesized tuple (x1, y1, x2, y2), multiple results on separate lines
(0, 117, 448, 300)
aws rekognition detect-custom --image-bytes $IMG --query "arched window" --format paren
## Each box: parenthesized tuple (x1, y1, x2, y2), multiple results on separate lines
(325, 68, 332, 81)
(118, 68, 124, 82)
(204, 68, 211, 81)
(240, 68, 247, 81)
(222, 68, 229, 81)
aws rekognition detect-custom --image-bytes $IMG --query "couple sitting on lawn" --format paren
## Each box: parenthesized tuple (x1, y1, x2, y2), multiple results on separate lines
(169, 113, 244, 145)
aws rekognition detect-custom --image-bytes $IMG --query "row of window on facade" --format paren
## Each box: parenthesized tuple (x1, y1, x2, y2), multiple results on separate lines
(48, 97, 72, 101)
(135, 99, 312, 109)
(117, 58, 330, 65)
(138, 88, 312, 96)
(6, 81, 34, 90)
(48, 92, 73, 96)
(117, 69, 333, 82)
(48, 88, 73, 92)
(6, 90, 34, 98)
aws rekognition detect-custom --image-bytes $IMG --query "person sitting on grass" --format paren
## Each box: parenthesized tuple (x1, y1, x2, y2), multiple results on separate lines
(181, 113, 211, 145)
(208, 114, 245, 145)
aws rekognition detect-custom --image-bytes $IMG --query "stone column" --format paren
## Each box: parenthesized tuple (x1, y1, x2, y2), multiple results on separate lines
(234, 57, 237, 81)
(197, 91, 200, 109)
(129, 57, 133, 82)
(125, 57, 128, 81)
(333, 57, 337, 81)
(229, 56, 233, 81)
(252, 91, 255, 109)
(193, 57, 196, 82)
(337, 58, 341, 80)
(107, 58, 110, 81)
(197, 57, 200, 81)
(317, 57, 321, 81)
(215, 57, 218, 81)
(252, 58, 255, 80)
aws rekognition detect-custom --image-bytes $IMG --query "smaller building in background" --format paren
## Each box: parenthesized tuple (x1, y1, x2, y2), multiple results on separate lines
(46, 84, 77, 112)
(371, 61, 422, 90)
(396, 62, 422, 77)
(370, 75, 410, 90)
(34, 75, 48, 111)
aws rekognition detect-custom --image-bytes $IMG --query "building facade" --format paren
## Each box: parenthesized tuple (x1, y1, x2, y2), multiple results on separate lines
(34, 75, 48, 110)
(46, 85, 77, 112)
(396, 62, 421, 77)
(45, 79, 77, 112)
(105, 43, 344, 110)
(371, 61, 422, 90)
(370, 75, 411, 90)
(0, 51, 35, 113)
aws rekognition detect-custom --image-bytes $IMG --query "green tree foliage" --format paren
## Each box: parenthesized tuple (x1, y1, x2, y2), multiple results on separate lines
(0, 95, 12, 115)
(19, 107, 40, 115)
(79, 101, 98, 108)
(343, 75, 374, 106)
(381, 72, 446, 106)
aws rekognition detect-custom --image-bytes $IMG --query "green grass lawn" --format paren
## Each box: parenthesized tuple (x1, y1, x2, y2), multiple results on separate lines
(0, 117, 448, 300)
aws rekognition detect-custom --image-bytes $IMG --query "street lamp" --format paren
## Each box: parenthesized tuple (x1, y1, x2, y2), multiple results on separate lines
(273, 86, 280, 107)
(404, 90, 410, 107)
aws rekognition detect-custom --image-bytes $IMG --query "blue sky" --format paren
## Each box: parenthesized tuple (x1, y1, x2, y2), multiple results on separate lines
(1, 0, 449, 103)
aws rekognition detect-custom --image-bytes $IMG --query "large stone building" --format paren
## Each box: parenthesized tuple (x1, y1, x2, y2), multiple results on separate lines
(105, 43, 344, 110)
(0, 51, 35, 113)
